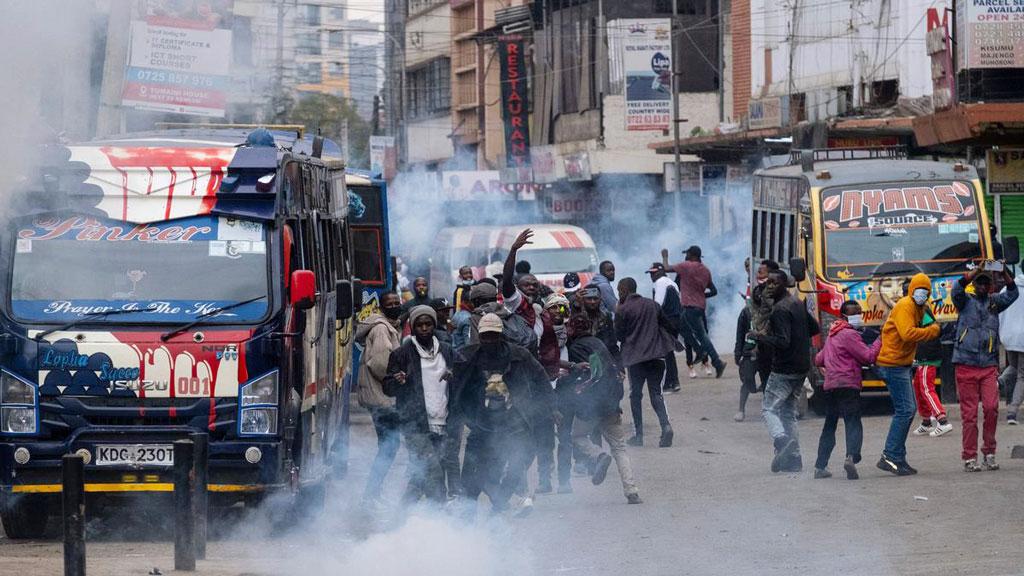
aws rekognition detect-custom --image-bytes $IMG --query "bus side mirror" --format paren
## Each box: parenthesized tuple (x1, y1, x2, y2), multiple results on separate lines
(291, 270, 316, 310)
(336, 280, 354, 320)
(789, 258, 808, 283)
(1004, 236, 1020, 267)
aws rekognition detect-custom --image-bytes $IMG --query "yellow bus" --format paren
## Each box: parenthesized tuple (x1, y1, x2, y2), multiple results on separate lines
(750, 148, 1017, 412)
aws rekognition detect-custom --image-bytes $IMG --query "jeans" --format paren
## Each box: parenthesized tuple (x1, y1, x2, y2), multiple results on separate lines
(761, 372, 805, 453)
(878, 366, 916, 463)
(956, 364, 999, 460)
(442, 420, 464, 497)
(401, 431, 446, 505)
(663, 351, 681, 390)
(627, 359, 671, 436)
(1003, 351, 1024, 416)
(574, 413, 639, 497)
(682, 306, 720, 366)
(814, 388, 863, 470)
(363, 407, 401, 502)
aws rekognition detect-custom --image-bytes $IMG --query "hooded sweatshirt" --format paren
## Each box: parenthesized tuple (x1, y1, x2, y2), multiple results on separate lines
(587, 274, 619, 315)
(999, 274, 1024, 353)
(356, 314, 401, 409)
(814, 319, 882, 390)
(876, 273, 941, 367)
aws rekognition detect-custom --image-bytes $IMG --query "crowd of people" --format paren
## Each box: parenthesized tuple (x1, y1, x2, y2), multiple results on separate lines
(359, 227, 1023, 518)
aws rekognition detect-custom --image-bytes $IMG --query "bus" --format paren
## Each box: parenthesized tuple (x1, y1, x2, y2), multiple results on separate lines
(750, 148, 1017, 412)
(0, 127, 366, 538)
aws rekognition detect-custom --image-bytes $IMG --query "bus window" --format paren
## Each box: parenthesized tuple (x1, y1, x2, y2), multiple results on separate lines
(349, 185, 383, 225)
(352, 226, 385, 286)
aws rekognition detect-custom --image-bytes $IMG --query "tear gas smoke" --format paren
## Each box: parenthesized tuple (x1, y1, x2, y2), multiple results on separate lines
(388, 167, 753, 352)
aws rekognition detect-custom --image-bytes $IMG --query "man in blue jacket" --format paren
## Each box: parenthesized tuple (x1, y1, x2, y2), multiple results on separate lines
(952, 263, 1018, 472)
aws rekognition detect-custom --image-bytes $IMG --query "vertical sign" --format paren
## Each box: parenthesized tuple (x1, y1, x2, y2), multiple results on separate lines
(122, 0, 234, 117)
(959, 0, 1024, 69)
(621, 19, 672, 131)
(369, 136, 397, 181)
(987, 149, 1024, 195)
(926, 7, 955, 110)
(498, 35, 531, 169)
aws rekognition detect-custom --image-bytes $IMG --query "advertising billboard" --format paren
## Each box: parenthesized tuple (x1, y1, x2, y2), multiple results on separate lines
(621, 19, 673, 131)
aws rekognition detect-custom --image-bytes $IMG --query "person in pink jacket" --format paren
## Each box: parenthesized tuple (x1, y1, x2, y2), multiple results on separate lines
(813, 301, 882, 480)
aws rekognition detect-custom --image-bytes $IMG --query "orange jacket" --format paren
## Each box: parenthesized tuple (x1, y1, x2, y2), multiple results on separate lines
(877, 273, 941, 367)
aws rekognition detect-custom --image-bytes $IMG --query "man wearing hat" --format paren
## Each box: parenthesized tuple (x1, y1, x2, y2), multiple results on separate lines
(648, 262, 683, 393)
(454, 313, 556, 516)
(665, 244, 726, 378)
(952, 262, 1018, 472)
(429, 298, 454, 345)
(383, 306, 456, 503)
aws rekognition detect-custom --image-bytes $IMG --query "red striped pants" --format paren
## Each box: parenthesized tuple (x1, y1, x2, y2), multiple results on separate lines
(913, 365, 946, 421)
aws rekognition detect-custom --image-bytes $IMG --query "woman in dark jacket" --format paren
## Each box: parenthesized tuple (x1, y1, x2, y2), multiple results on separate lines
(384, 306, 457, 504)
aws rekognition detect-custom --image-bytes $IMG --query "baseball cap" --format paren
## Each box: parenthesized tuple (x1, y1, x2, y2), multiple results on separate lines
(580, 286, 601, 298)
(429, 298, 453, 310)
(478, 313, 504, 334)
(685, 245, 702, 259)
(563, 272, 581, 293)
(470, 282, 498, 301)
(646, 262, 666, 274)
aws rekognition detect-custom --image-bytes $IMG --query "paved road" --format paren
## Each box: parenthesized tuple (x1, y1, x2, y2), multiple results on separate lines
(3, 362, 1024, 575)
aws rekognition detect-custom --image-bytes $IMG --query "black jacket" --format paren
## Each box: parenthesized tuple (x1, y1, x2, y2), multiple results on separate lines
(588, 308, 620, 364)
(383, 339, 456, 434)
(453, 342, 556, 432)
(559, 335, 623, 420)
(754, 294, 820, 376)
(614, 294, 676, 367)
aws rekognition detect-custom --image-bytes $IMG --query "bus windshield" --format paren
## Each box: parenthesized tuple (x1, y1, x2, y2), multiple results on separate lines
(10, 215, 270, 323)
(820, 181, 984, 280)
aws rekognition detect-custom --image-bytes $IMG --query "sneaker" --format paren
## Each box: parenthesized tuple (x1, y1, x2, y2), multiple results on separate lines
(509, 495, 534, 518)
(963, 459, 982, 472)
(733, 411, 745, 422)
(781, 455, 803, 473)
(896, 461, 918, 476)
(1008, 414, 1019, 426)
(714, 361, 726, 379)
(813, 468, 832, 479)
(912, 422, 933, 436)
(668, 385, 682, 393)
(557, 483, 573, 494)
(591, 453, 612, 485)
(536, 478, 553, 494)
(626, 493, 643, 505)
(983, 454, 1000, 471)
(627, 435, 643, 447)
(876, 455, 899, 475)
(704, 362, 713, 376)
(688, 367, 698, 379)
(659, 426, 674, 448)
(929, 422, 954, 437)
(843, 456, 859, 480)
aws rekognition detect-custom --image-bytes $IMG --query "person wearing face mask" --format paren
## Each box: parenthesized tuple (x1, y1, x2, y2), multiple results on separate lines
(383, 306, 456, 504)
(454, 313, 556, 517)
(900, 278, 954, 439)
(952, 262, 1018, 472)
(812, 301, 881, 480)
(874, 273, 941, 476)
(355, 291, 404, 508)
(748, 270, 820, 474)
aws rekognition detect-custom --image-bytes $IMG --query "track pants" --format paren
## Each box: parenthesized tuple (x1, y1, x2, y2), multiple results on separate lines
(912, 365, 946, 421)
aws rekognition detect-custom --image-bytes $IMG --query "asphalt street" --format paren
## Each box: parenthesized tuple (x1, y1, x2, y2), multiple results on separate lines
(3, 360, 1024, 576)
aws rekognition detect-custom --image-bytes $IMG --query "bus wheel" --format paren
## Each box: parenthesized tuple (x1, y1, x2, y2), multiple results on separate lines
(1, 494, 50, 539)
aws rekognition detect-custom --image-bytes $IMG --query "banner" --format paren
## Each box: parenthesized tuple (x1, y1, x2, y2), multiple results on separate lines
(957, 0, 1024, 69)
(498, 36, 531, 169)
(122, 0, 233, 117)
(622, 19, 673, 131)
(441, 171, 543, 202)
(988, 149, 1024, 194)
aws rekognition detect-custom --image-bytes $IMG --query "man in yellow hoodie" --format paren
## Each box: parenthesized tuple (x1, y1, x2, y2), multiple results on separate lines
(876, 273, 941, 476)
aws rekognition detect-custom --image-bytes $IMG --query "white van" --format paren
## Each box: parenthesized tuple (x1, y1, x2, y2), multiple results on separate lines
(429, 226, 504, 298)
(495, 224, 600, 291)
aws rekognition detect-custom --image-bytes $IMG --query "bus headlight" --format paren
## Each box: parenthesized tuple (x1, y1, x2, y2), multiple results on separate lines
(0, 371, 37, 435)
(240, 408, 278, 435)
(239, 372, 278, 436)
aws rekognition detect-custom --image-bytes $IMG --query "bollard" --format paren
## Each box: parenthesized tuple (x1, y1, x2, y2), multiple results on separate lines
(62, 454, 86, 576)
(173, 439, 196, 571)
(189, 432, 208, 560)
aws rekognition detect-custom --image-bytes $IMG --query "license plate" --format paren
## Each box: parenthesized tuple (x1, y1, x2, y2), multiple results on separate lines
(95, 444, 174, 467)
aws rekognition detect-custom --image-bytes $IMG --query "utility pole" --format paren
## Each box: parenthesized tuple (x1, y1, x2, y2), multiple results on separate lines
(96, 0, 131, 137)
(671, 0, 683, 220)
(274, 0, 286, 120)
